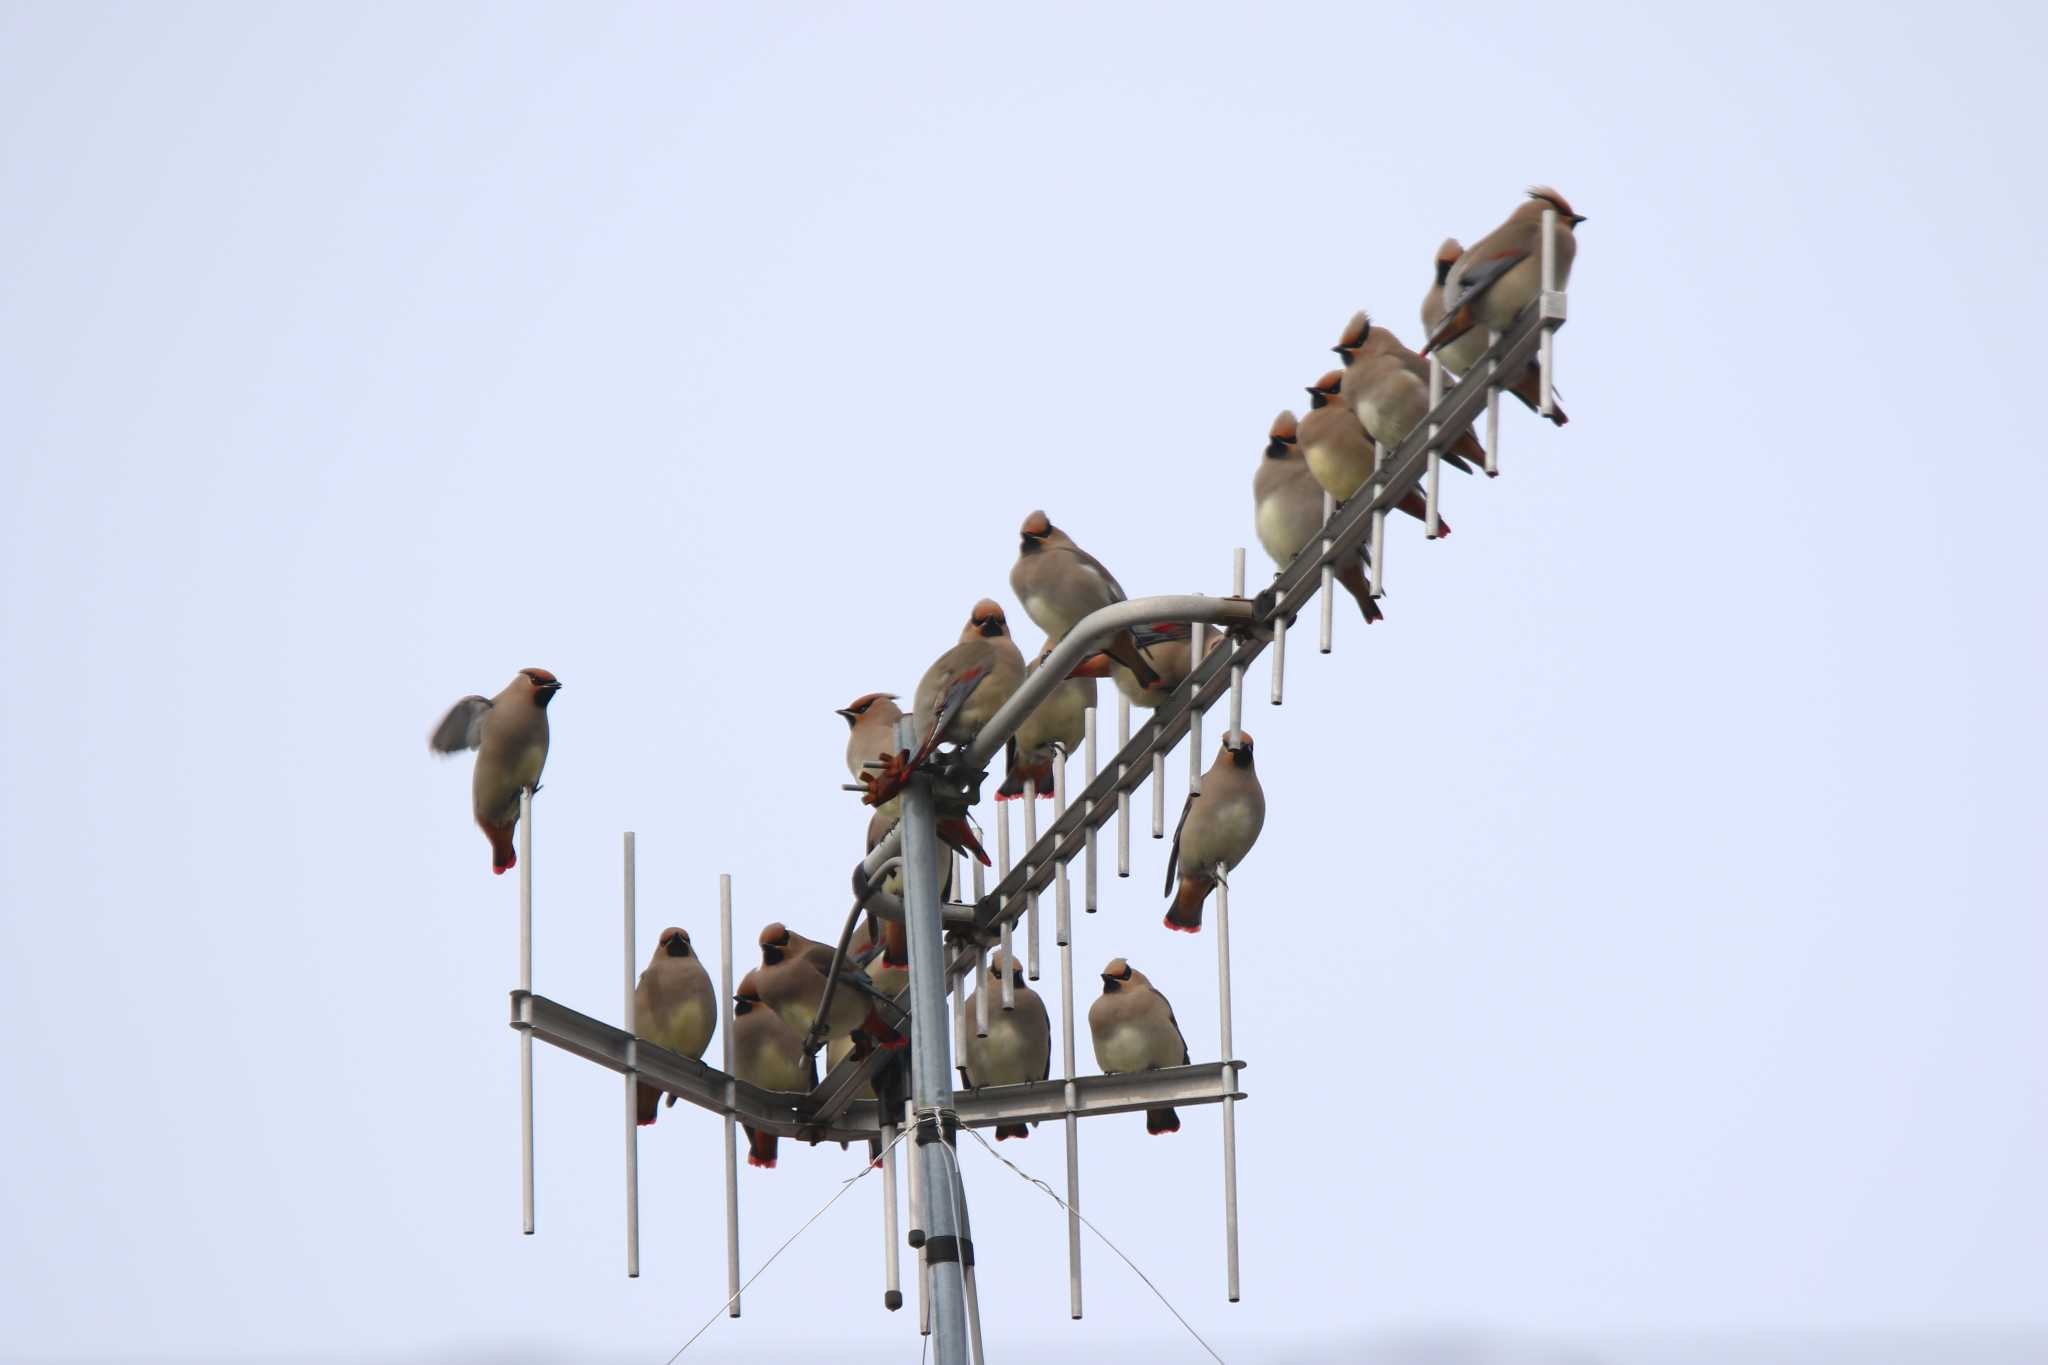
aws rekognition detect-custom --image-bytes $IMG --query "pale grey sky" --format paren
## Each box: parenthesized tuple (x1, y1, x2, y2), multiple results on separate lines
(3, 3, 2045, 1363)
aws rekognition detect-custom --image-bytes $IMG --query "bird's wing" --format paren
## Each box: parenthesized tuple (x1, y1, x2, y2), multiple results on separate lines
(1164, 790, 1199, 896)
(1057, 545, 1130, 604)
(428, 695, 492, 753)
(1155, 988, 1191, 1066)
(1445, 249, 1530, 311)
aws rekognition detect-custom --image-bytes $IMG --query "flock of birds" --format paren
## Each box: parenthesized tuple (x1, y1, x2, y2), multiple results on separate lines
(428, 186, 1585, 1167)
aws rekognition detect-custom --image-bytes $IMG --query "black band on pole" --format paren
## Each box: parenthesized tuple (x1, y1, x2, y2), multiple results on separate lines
(922, 1234, 974, 1267)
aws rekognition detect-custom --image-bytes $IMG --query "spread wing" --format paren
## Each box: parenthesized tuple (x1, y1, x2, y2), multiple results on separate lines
(1164, 790, 1199, 896)
(428, 695, 492, 754)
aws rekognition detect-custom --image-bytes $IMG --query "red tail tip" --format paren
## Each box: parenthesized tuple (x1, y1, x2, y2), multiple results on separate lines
(747, 1154, 776, 1169)
(1162, 915, 1202, 934)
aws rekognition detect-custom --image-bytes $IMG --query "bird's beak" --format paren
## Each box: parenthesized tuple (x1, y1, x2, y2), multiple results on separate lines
(1571, 214, 1588, 226)
(836, 708, 857, 721)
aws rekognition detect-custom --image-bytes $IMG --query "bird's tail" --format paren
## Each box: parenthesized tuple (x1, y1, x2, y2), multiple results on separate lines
(745, 1126, 779, 1169)
(995, 1123, 1031, 1141)
(1146, 1107, 1181, 1136)
(1334, 561, 1384, 624)
(1449, 428, 1489, 480)
(1422, 302, 1475, 355)
(996, 757, 1054, 801)
(1507, 364, 1568, 426)
(936, 816, 992, 866)
(636, 1080, 662, 1126)
(863, 1007, 909, 1050)
(1164, 876, 1210, 934)
(484, 820, 518, 875)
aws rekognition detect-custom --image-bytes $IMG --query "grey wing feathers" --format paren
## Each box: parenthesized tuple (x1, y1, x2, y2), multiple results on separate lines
(1165, 791, 1198, 895)
(1156, 989, 1191, 1066)
(1061, 545, 1129, 603)
(1447, 249, 1529, 309)
(428, 695, 492, 753)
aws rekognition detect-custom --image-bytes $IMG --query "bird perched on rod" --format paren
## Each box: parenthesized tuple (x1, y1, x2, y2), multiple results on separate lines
(1419, 239, 1567, 425)
(860, 599, 1025, 820)
(633, 927, 716, 1125)
(427, 668, 562, 874)
(998, 637, 1096, 799)
(1424, 186, 1584, 357)
(1298, 371, 1448, 526)
(1334, 310, 1482, 475)
(755, 921, 907, 1051)
(1088, 957, 1189, 1135)
(839, 692, 904, 783)
(1010, 511, 1162, 688)
(1165, 733, 1265, 934)
(961, 954, 1051, 1140)
(1254, 409, 1382, 625)
(1331, 329, 1489, 488)
(732, 969, 816, 1168)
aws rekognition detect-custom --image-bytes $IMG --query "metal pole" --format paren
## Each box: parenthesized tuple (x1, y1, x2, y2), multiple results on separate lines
(901, 774, 971, 1365)
(1229, 550, 1245, 742)
(1369, 442, 1388, 598)
(973, 942, 989, 1039)
(1215, 864, 1240, 1303)
(881, 1116, 903, 1311)
(1116, 695, 1131, 876)
(622, 832, 639, 1279)
(1318, 490, 1335, 653)
(905, 1097, 928, 1338)
(995, 800, 1014, 1008)
(518, 787, 534, 1236)
(1540, 207, 1558, 417)
(719, 873, 740, 1317)
(1083, 707, 1098, 914)
(1269, 613, 1286, 705)
(1485, 330, 1501, 476)
(1052, 746, 1071, 947)
(1189, 623, 1206, 793)
(1424, 355, 1444, 540)
(1022, 778, 1041, 981)
(1151, 752, 1165, 838)
(1059, 896, 1083, 1318)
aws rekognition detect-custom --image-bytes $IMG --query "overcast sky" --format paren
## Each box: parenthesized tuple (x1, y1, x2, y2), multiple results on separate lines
(3, 3, 2045, 1363)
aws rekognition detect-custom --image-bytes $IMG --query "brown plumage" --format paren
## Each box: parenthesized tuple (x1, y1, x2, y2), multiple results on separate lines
(1088, 958, 1189, 1135)
(1164, 734, 1266, 933)
(731, 969, 815, 1169)
(633, 927, 716, 1124)
(1010, 512, 1161, 687)
(1418, 241, 1568, 426)
(1425, 186, 1584, 356)
(427, 668, 561, 874)
(1252, 409, 1382, 624)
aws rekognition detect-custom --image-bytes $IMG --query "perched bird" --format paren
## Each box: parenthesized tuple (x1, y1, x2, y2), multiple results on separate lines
(1331, 348, 1489, 487)
(998, 637, 1097, 799)
(755, 922, 907, 1051)
(1088, 958, 1189, 1135)
(866, 806, 952, 913)
(732, 969, 816, 1169)
(1253, 410, 1382, 624)
(1419, 239, 1568, 424)
(428, 668, 562, 874)
(633, 927, 717, 1125)
(864, 600, 1026, 812)
(1333, 312, 1482, 476)
(839, 693, 904, 782)
(1165, 733, 1266, 933)
(848, 900, 911, 1004)
(1298, 372, 1443, 524)
(1425, 186, 1584, 356)
(1011, 512, 1161, 688)
(960, 955, 1051, 1141)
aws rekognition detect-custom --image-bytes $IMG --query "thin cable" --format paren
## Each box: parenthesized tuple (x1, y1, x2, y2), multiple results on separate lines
(661, 1126, 910, 1363)
(959, 1126, 1227, 1363)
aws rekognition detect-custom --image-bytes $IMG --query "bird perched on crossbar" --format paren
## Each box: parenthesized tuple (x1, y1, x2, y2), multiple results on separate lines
(1089, 958, 1189, 1135)
(1424, 186, 1584, 358)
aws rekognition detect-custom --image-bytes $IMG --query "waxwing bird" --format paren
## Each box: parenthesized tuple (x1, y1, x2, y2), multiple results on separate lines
(998, 637, 1097, 799)
(839, 693, 904, 782)
(1088, 958, 1189, 1135)
(865, 806, 954, 914)
(863, 600, 1026, 814)
(1165, 733, 1266, 933)
(1418, 242, 1567, 425)
(1010, 512, 1162, 688)
(732, 970, 816, 1168)
(961, 955, 1051, 1140)
(428, 668, 561, 874)
(633, 927, 716, 1124)
(1253, 410, 1382, 625)
(1425, 186, 1584, 357)
(1333, 312, 1482, 475)
(1299, 372, 1444, 526)
(755, 922, 907, 1051)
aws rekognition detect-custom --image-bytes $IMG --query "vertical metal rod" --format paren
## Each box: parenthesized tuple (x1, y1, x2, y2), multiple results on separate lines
(1083, 707, 1098, 913)
(1484, 330, 1501, 476)
(1058, 883, 1083, 1318)
(901, 775, 971, 1365)
(994, 795, 1011, 890)
(1229, 550, 1245, 742)
(1051, 746, 1071, 947)
(955, 1184, 988, 1365)
(1540, 207, 1558, 417)
(1318, 491, 1336, 652)
(1424, 355, 1444, 540)
(881, 1117, 903, 1311)
(1269, 614, 1286, 704)
(998, 917, 1015, 1011)
(1022, 779, 1041, 981)
(719, 873, 740, 1317)
(1369, 442, 1388, 598)
(518, 787, 534, 1236)
(1188, 622, 1206, 794)
(973, 942, 989, 1038)
(1215, 864, 1241, 1303)
(1115, 695, 1131, 877)
(906, 1098, 928, 1337)
(1151, 752, 1165, 837)
(953, 958, 967, 1059)
(622, 832, 639, 1279)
